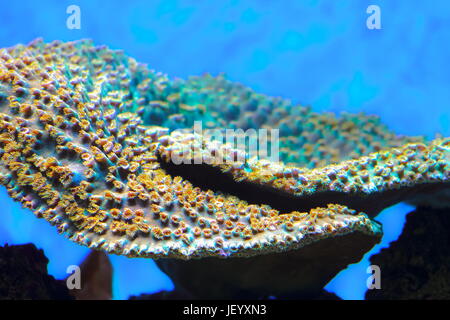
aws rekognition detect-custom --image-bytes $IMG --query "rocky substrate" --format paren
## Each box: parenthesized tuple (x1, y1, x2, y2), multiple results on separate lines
(366, 207, 450, 300)
(0, 243, 72, 300)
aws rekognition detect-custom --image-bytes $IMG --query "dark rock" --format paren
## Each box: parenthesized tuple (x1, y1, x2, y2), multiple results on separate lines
(366, 207, 450, 300)
(67, 250, 113, 300)
(129, 288, 194, 300)
(0, 243, 72, 300)
(128, 288, 340, 300)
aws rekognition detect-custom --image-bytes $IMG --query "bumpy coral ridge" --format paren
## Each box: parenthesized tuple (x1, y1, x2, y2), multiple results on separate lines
(0, 39, 448, 259)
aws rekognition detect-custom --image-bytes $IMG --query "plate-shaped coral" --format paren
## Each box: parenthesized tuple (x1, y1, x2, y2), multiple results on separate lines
(0, 39, 448, 297)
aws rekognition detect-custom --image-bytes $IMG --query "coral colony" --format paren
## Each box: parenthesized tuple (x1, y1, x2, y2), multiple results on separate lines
(0, 39, 449, 297)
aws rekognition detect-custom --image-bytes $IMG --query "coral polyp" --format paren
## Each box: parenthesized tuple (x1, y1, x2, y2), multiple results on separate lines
(0, 39, 449, 267)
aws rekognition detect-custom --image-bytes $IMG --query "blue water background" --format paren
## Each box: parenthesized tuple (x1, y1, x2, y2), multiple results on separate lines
(0, 0, 448, 299)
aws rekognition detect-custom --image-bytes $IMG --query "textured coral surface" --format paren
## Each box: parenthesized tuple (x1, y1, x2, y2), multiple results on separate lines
(0, 39, 448, 265)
